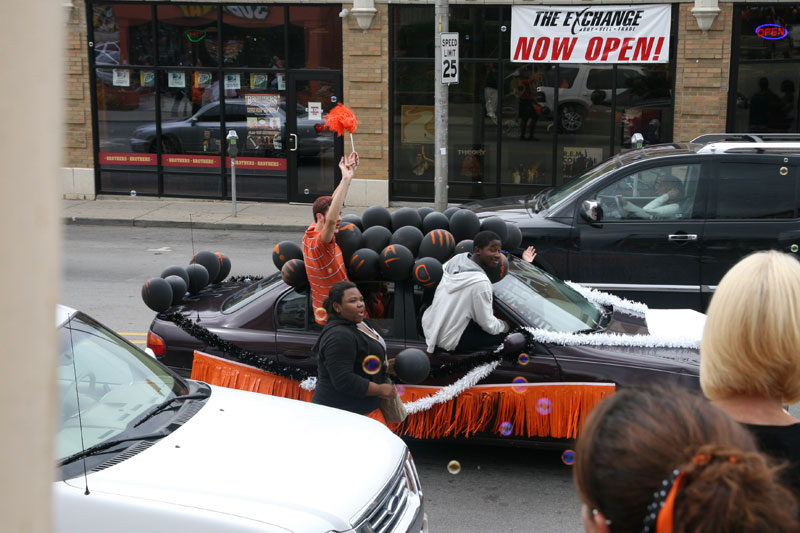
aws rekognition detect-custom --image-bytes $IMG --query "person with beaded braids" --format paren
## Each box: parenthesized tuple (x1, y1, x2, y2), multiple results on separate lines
(574, 386, 799, 533)
(701, 250, 800, 496)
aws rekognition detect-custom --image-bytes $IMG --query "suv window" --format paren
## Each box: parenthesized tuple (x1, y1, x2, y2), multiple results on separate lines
(587, 68, 613, 90)
(715, 162, 796, 219)
(594, 164, 702, 221)
(276, 289, 321, 332)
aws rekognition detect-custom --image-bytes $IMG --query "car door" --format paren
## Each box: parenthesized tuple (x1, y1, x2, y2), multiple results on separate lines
(700, 155, 800, 309)
(570, 159, 709, 310)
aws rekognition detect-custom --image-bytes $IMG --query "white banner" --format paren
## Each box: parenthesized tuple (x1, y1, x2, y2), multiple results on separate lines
(511, 5, 671, 64)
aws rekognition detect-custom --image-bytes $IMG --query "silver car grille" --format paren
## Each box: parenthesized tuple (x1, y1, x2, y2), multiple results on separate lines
(354, 451, 422, 533)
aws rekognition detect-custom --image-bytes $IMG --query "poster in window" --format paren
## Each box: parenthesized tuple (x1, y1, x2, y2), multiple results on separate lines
(140, 70, 155, 87)
(244, 93, 281, 155)
(168, 71, 185, 88)
(308, 102, 323, 121)
(194, 71, 212, 88)
(562, 147, 604, 179)
(276, 73, 286, 91)
(112, 69, 130, 87)
(401, 105, 435, 144)
(250, 73, 268, 90)
(224, 73, 241, 90)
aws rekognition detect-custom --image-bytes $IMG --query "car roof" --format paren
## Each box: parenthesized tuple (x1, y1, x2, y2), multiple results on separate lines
(56, 305, 77, 328)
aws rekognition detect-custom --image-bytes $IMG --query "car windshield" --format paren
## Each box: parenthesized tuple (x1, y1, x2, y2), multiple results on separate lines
(56, 312, 187, 461)
(222, 274, 282, 313)
(494, 258, 602, 333)
(541, 157, 623, 210)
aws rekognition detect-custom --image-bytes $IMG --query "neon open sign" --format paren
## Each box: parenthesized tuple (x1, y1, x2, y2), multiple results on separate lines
(756, 24, 788, 40)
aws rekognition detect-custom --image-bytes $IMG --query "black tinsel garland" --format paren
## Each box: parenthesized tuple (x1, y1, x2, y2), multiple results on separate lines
(164, 312, 534, 384)
(163, 312, 311, 381)
(224, 275, 265, 283)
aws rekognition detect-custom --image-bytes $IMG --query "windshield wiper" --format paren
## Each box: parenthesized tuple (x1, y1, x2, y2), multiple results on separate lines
(132, 391, 210, 428)
(59, 432, 166, 466)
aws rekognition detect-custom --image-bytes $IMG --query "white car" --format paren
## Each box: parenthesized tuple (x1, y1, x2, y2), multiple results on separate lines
(53, 306, 426, 532)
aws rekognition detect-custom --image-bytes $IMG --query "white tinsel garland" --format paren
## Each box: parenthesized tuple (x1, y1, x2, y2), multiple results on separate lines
(403, 360, 501, 414)
(524, 326, 699, 350)
(565, 281, 649, 317)
(300, 376, 317, 391)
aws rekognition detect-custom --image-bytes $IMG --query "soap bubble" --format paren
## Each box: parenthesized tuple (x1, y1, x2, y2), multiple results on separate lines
(561, 449, 576, 466)
(396, 385, 406, 397)
(512, 376, 528, 393)
(314, 307, 328, 322)
(362, 355, 382, 375)
(517, 353, 530, 365)
(447, 460, 461, 474)
(536, 398, 552, 415)
(499, 421, 513, 436)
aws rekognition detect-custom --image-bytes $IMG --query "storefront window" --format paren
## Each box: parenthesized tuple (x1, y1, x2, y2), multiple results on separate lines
(392, 6, 434, 59)
(92, 4, 154, 66)
(450, 7, 502, 59)
(222, 5, 285, 68)
(392, 61, 435, 198)
(288, 6, 341, 69)
(614, 65, 673, 152)
(730, 5, 800, 133)
(157, 4, 219, 67)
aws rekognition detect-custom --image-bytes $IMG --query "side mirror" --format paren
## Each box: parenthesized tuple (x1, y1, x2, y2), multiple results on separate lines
(580, 199, 603, 223)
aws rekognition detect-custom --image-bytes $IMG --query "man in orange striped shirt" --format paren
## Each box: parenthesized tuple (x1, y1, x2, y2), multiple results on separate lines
(303, 152, 359, 324)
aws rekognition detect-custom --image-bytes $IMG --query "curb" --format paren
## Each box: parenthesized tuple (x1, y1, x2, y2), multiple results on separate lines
(63, 217, 308, 233)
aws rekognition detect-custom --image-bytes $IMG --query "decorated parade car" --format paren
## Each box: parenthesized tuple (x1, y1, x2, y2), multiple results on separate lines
(143, 206, 704, 446)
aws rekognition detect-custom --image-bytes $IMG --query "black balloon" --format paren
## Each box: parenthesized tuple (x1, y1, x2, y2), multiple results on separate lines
(390, 226, 424, 257)
(391, 207, 422, 231)
(281, 258, 308, 289)
(380, 244, 414, 281)
(191, 251, 221, 284)
(141, 277, 173, 313)
(214, 252, 232, 283)
(503, 223, 522, 252)
(361, 225, 392, 254)
(418, 229, 455, 263)
(341, 213, 363, 231)
(422, 211, 450, 234)
(361, 205, 392, 230)
(455, 239, 474, 255)
(348, 248, 380, 281)
(161, 265, 189, 286)
(480, 216, 508, 244)
(394, 348, 431, 384)
(335, 222, 362, 265)
(186, 263, 210, 294)
(449, 209, 481, 243)
(272, 241, 303, 271)
(164, 275, 188, 306)
(444, 206, 461, 219)
(413, 257, 443, 288)
(417, 207, 435, 221)
(484, 253, 509, 284)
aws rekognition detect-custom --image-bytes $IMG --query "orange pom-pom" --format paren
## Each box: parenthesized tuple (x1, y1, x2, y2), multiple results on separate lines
(324, 103, 358, 137)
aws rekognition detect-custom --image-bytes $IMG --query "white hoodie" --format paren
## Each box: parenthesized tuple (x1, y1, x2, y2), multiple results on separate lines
(421, 253, 509, 353)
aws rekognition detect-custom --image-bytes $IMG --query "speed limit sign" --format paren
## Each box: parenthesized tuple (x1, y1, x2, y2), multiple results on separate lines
(440, 32, 459, 84)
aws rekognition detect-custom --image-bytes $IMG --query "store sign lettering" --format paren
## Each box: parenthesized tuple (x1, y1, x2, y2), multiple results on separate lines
(756, 24, 787, 40)
(225, 6, 270, 20)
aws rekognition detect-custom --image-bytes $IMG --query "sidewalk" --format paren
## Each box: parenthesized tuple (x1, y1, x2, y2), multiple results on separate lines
(62, 196, 431, 232)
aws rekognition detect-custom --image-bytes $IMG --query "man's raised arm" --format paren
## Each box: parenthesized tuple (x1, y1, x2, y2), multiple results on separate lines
(319, 152, 358, 243)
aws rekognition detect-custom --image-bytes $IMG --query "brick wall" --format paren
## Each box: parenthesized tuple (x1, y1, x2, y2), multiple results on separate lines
(64, 0, 93, 169)
(342, 3, 389, 183)
(673, 3, 733, 142)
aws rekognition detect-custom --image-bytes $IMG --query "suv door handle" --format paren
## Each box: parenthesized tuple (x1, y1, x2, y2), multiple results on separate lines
(668, 234, 698, 241)
(289, 133, 298, 152)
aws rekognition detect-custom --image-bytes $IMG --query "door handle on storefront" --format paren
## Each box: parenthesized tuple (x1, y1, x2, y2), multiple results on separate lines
(668, 234, 698, 241)
(289, 133, 298, 152)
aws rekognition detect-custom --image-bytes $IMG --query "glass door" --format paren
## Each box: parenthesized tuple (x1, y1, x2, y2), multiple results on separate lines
(287, 72, 342, 203)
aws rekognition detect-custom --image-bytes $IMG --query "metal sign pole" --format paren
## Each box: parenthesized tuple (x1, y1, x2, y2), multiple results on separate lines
(231, 158, 237, 217)
(227, 130, 239, 217)
(434, 0, 449, 212)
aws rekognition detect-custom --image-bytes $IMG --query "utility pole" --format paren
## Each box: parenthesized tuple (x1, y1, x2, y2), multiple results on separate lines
(434, 0, 449, 212)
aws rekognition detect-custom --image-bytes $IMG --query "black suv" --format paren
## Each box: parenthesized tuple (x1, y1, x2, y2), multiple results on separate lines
(464, 139, 800, 311)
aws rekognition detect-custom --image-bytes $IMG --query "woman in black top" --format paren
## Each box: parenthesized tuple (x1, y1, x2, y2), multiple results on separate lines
(311, 281, 397, 417)
(701, 251, 800, 495)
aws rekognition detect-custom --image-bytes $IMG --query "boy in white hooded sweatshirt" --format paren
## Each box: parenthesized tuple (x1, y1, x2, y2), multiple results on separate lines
(421, 230, 509, 353)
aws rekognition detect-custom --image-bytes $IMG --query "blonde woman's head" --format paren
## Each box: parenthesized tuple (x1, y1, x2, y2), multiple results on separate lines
(701, 250, 800, 403)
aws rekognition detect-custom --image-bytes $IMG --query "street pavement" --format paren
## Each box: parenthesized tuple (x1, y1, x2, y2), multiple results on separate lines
(62, 195, 430, 233)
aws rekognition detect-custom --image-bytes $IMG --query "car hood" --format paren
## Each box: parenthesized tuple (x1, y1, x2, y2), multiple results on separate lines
(64, 385, 405, 531)
(462, 195, 533, 218)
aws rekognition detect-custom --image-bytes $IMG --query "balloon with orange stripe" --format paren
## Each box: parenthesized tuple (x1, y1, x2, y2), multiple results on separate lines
(412, 257, 443, 287)
(280, 258, 308, 289)
(418, 229, 455, 263)
(379, 244, 414, 281)
(348, 248, 380, 281)
(272, 240, 303, 271)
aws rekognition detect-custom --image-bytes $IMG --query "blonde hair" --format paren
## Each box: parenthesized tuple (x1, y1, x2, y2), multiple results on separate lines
(701, 250, 800, 403)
